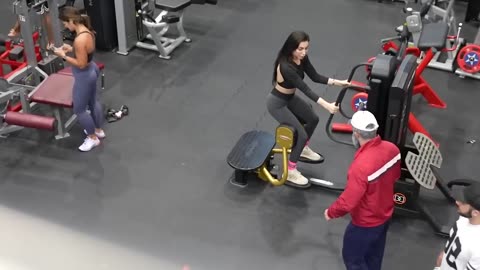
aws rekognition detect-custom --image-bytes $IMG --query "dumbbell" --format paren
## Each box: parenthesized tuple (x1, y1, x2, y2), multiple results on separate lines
(106, 105, 129, 123)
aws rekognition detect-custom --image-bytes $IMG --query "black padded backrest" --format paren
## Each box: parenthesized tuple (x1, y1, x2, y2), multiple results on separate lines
(155, 0, 191, 12)
(417, 22, 449, 51)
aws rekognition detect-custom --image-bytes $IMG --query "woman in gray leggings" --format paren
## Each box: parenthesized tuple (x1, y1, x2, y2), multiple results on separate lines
(51, 7, 105, 152)
(267, 31, 350, 188)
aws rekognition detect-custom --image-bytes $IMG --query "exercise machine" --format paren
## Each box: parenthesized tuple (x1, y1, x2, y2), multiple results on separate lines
(226, 125, 294, 188)
(454, 25, 480, 80)
(226, 53, 404, 190)
(0, 67, 81, 139)
(417, 0, 465, 73)
(333, 9, 457, 144)
(331, 23, 470, 237)
(0, 73, 56, 137)
(114, 0, 217, 59)
(310, 54, 417, 191)
(396, 131, 477, 237)
(11, 0, 66, 84)
(0, 32, 42, 79)
(83, 0, 118, 50)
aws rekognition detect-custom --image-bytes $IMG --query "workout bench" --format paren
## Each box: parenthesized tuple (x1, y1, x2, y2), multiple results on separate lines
(226, 125, 296, 188)
(136, 0, 192, 59)
(0, 73, 78, 139)
(29, 73, 77, 139)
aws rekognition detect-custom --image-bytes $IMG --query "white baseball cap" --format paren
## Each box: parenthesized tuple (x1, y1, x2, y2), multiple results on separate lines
(350, 110, 379, 132)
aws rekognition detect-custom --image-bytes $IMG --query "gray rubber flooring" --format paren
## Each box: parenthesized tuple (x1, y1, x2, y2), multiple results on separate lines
(1, 0, 480, 269)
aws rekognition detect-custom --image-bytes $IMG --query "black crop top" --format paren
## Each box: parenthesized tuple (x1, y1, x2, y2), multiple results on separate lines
(75, 31, 95, 62)
(277, 56, 329, 102)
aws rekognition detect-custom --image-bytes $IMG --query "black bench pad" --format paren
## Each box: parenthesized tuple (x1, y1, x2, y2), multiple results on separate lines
(418, 22, 449, 51)
(155, 0, 191, 12)
(227, 131, 275, 171)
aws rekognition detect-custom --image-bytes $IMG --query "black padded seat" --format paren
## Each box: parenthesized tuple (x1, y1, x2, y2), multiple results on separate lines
(417, 22, 449, 51)
(155, 0, 191, 12)
(227, 131, 275, 171)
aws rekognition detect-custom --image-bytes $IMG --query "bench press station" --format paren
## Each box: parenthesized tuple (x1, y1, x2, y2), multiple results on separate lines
(114, 0, 217, 59)
(1, 70, 79, 139)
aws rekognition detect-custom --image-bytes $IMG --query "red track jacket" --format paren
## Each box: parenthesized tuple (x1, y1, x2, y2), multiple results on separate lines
(327, 136, 401, 227)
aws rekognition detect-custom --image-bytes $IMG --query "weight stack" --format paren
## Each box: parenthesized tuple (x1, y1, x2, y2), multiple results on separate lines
(83, 0, 118, 50)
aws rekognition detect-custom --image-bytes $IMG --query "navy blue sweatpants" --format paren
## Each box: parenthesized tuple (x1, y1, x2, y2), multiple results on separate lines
(342, 220, 390, 270)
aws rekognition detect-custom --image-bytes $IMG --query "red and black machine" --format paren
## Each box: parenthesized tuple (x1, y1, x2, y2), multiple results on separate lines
(323, 22, 474, 237)
(330, 1, 455, 145)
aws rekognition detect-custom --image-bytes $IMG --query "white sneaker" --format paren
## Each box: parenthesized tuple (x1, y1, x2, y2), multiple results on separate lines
(78, 137, 100, 152)
(84, 129, 106, 139)
(286, 168, 309, 186)
(300, 145, 322, 161)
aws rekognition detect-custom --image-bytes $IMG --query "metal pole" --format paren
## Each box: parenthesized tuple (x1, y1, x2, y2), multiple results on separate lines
(47, 0, 64, 47)
(14, 0, 40, 85)
(114, 0, 138, 55)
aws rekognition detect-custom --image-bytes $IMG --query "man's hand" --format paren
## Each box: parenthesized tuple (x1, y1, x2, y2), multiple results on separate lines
(324, 209, 332, 221)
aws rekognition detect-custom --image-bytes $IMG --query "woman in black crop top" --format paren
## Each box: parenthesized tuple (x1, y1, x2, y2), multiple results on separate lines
(266, 31, 350, 188)
(51, 7, 105, 152)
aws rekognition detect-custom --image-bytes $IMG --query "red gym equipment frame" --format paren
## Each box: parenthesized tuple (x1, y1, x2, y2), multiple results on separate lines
(382, 41, 446, 109)
(1, 33, 43, 113)
(332, 81, 437, 145)
(1, 32, 42, 79)
(330, 38, 448, 145)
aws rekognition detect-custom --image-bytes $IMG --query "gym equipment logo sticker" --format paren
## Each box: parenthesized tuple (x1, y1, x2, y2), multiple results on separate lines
(393, 193, 406, 205)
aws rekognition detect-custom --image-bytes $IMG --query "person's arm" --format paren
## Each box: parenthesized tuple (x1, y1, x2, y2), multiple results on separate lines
(303, 56, 349, 86)
(327, 167, 368, 218)
(302, 56, 330, 84)
(52, 36, 89, 69)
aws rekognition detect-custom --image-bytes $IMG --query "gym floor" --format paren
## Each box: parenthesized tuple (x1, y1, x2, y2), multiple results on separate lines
(1, 0, 480, 269)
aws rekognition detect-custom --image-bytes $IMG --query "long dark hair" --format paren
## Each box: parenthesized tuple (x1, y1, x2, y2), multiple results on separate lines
(59, 6, 94, 32)
(272, 31, 310, 85)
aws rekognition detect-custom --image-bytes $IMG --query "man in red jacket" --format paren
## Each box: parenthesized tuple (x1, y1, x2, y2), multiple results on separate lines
(324, 110, 401, 270)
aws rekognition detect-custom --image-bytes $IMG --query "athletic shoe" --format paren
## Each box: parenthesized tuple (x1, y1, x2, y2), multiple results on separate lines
(300, 145, 322, 161)
(286, 168, 309, 186)
(78, 137, 100, 152)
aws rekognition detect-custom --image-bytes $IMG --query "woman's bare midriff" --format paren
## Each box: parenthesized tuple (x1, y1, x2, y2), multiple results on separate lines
(274, 84, 295, 94)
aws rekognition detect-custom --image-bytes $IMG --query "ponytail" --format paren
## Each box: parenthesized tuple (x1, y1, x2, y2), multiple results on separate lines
(80, 14, 95, 33)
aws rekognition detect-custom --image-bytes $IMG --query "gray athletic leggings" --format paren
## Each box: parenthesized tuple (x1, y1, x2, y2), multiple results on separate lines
(266, 91, 319, 163)
(72, 62, 103, 135)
